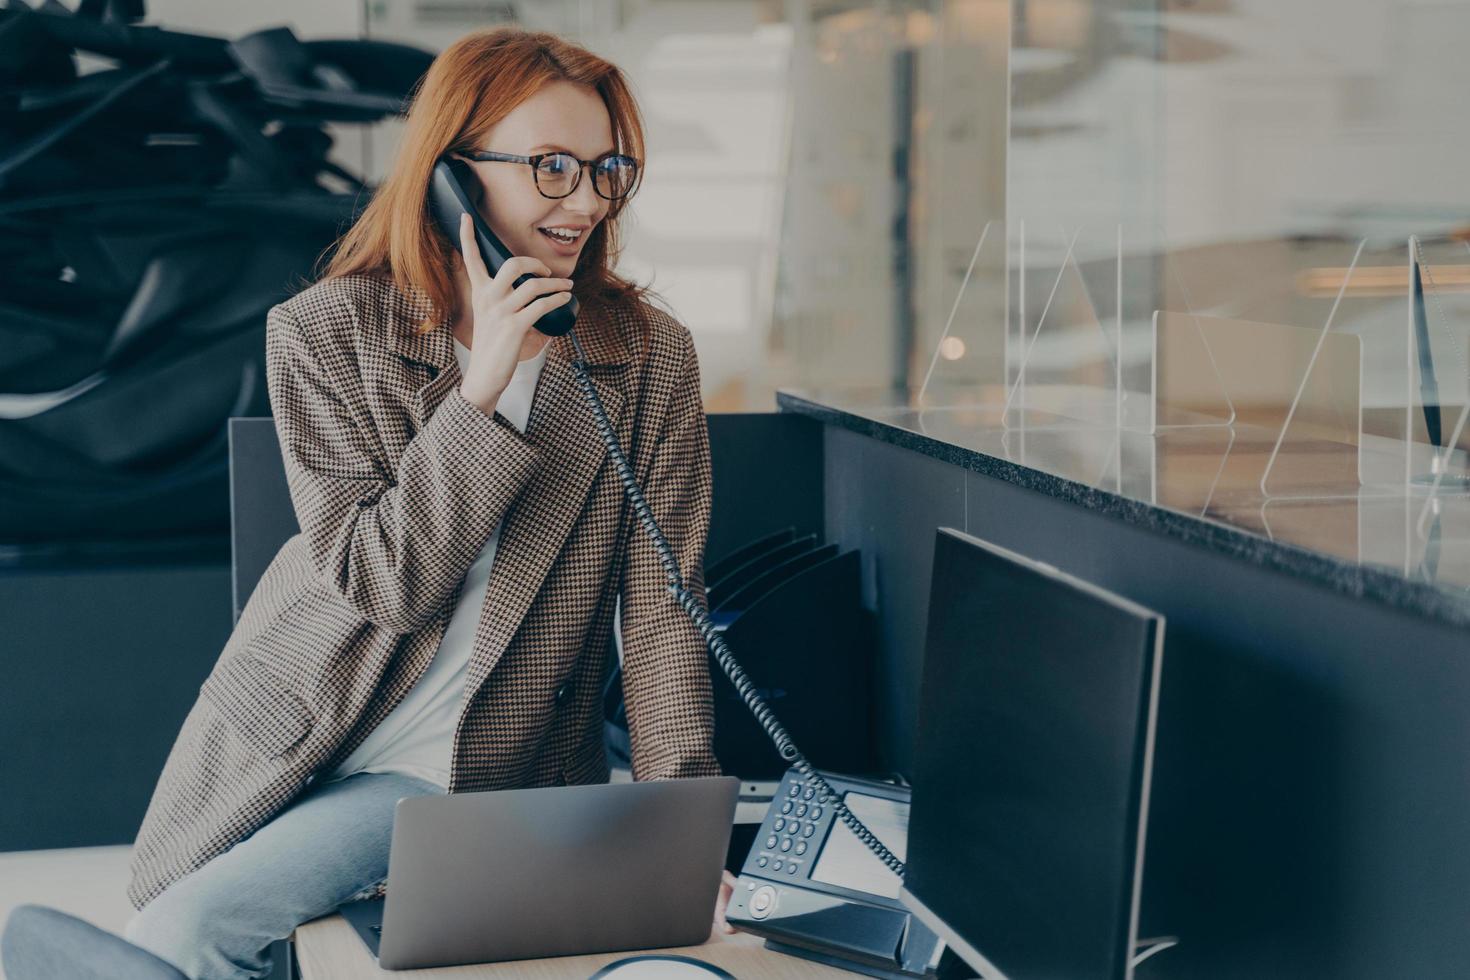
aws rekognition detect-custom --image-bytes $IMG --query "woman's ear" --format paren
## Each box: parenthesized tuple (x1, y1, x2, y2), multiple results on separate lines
(448, 154, 488, 207)
(466, 172, 487, 208)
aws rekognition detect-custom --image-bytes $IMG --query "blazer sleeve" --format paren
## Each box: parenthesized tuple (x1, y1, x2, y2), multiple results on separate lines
(265, 301, 543, 633)
(618, 328, 723, 781)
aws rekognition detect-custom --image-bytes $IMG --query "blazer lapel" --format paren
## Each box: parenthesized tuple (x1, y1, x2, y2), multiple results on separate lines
(383, 285, 460, 431)
(381, 282, 633, 698)
(462, 332, 628, 701)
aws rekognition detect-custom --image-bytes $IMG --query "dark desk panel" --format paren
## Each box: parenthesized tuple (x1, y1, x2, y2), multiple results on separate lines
(783, 391, 1470, 978)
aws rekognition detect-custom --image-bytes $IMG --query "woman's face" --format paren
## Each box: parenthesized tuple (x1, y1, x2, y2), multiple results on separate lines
(466, 80, 616, 279)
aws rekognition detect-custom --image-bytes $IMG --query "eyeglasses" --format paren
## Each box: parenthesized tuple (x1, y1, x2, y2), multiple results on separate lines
(460, 149, 640, 201)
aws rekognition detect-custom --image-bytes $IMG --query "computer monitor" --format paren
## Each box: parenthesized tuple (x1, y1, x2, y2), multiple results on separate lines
(899, 528, 1164, 980)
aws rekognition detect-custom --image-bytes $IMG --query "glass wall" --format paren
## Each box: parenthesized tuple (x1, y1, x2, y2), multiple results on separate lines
(136, 0, 1470, 427)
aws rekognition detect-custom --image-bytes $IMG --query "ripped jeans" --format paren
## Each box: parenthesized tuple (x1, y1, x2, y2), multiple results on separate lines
(124, 771, 442, 980)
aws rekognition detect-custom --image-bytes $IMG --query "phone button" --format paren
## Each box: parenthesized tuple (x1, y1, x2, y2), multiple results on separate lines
(765, 835, 778, 849)
(757, 856, 769, 868)
(795, 804, 808, 818)
(809, 806, 823, 821)
(788, 785, 801, 798)
(773, 818, 786, 832)
(780, 801, 793, 815)
(795, 841, 808, 856)
(750, 886, 777, 919)
(802, 824, 816, 838)
(803, 788, 816, 800)
(779, 838, 793, 852)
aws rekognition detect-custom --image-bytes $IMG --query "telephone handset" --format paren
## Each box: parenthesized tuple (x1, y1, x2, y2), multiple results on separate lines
(427, 153, 921, 970)
(428, 156, 579, 336)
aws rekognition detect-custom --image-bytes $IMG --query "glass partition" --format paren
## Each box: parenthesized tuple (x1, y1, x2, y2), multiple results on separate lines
(351, 0, 1470, 597)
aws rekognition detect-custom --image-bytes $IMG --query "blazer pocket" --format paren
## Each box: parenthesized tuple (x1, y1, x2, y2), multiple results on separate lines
(201, 655, 315, 759)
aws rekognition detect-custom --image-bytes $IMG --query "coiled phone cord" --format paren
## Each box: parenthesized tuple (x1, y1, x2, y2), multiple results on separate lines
(568, 334, 906, 878)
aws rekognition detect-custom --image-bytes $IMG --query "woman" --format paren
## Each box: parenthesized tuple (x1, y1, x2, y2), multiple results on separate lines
(123, 27, 735, 980)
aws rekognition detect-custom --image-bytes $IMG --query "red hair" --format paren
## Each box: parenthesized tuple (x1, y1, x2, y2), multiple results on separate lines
(320, 27, 647, 336)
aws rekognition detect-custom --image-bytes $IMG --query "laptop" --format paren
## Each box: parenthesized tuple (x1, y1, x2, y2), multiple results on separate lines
(339, 776, 740, 970)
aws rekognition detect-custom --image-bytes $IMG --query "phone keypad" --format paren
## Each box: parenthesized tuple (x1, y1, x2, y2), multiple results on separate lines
(751, 774, 840, 881)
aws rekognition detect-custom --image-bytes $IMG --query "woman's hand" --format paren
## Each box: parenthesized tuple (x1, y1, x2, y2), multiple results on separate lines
(456, 211, 573, 415)
(714, 869, 739, 935)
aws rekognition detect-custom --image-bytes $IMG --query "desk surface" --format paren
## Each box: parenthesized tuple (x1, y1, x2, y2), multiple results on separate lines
(295, 914, 854, 979)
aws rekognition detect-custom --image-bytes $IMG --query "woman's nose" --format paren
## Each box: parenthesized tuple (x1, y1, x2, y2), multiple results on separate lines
(563, 173, 601, 215)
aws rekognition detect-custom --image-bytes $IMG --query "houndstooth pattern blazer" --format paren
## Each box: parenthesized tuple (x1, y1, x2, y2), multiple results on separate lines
(127, 273, 721, 911)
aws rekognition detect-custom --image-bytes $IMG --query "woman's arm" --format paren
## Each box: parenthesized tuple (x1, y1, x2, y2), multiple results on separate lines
(617, 326, 722, 781)
(265, 301, 542, 633)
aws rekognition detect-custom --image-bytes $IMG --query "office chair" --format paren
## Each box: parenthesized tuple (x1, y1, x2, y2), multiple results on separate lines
(228, 417, 300, 621)
(1, 905, 187, 980)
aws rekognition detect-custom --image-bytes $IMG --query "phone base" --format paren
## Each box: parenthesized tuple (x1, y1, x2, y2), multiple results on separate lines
(763, 938, 941, 980)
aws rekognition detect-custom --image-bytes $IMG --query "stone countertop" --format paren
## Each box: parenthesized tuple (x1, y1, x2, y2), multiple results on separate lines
(776, 388, 1470, 630)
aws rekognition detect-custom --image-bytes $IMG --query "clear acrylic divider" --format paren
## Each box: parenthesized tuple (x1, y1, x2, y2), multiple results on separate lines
(1148, 241, 1241, 430)
(1261, 238, 1415, 498)
(1151, 310, 1238, 430)
(915, 219, 1008, 422)
(1001, 222, 1121, 430)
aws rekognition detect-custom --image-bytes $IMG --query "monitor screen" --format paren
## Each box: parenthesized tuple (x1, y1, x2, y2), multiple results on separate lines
(899, 528, 1163, 980)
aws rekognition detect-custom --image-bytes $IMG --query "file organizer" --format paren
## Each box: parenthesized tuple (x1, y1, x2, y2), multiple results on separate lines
(604, 538, 877, 784)
(705, 527, 798, 586)
(713, 543, 840, 622)
(710, 546, 876, 781)
(707, 532, 818, 609)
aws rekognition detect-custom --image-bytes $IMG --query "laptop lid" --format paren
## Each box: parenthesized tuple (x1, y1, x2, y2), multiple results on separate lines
(377, 776, 739, 970)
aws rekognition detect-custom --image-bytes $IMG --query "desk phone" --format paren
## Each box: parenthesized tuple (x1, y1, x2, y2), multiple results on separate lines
(726, 769, 944, 979)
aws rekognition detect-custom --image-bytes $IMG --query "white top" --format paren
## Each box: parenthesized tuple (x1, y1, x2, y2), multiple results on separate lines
(327, 337, 551, 789)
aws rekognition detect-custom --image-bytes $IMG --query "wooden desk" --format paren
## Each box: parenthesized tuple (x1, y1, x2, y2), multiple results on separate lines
(294, 914, 854, 979)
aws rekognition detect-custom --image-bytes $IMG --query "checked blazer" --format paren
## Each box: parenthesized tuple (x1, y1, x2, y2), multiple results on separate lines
(127, 273, 722, 910)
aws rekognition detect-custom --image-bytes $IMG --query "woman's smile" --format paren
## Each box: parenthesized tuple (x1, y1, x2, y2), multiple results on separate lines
(537, 222, 590, 255)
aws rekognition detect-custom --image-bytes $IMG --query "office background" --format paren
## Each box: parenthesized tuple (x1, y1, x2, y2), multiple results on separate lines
(4, 0, 1470, 977)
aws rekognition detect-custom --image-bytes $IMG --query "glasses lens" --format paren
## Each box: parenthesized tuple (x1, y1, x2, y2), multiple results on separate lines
(535, 153, 579, 197)
(593, 155, 638, 199)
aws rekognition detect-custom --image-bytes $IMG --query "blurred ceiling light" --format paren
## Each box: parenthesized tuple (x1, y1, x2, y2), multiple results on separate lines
(1023, 0, 1091, 50)
(1296, 265, 1470, 298)
(940, 336, 967, 360)
(906, 10, 935, 45)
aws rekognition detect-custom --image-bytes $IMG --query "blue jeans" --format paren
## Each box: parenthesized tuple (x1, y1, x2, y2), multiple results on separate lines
(124, 772, 442, 980)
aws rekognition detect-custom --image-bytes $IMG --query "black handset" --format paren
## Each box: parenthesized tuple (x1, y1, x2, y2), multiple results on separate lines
(428, 156, 579, 337)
